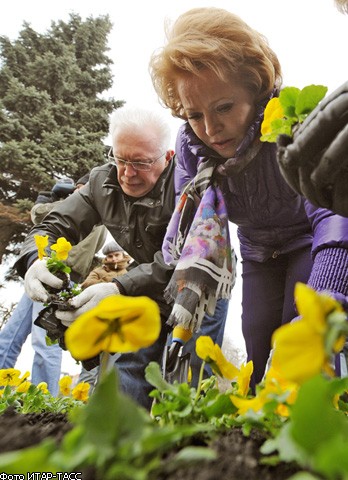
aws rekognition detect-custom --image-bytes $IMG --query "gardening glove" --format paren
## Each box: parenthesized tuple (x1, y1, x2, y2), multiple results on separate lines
(56, 282, 120, 326)
(277, 80, 348, 216)
(24, 259, 64, 303)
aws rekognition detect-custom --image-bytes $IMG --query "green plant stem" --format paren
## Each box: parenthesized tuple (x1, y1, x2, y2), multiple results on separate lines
(193, 360, 206, 406)
(98, 351, 111, 382)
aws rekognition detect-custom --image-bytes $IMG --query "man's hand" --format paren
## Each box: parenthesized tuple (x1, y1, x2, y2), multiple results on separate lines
(56, 282, 120, 326)
(25, 259, 64, 303)
(277, 81, 348, 216)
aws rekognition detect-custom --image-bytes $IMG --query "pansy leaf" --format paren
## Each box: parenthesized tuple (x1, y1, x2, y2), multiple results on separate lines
(295, 85, 328, 117)
(145, 361, 172, 392)
(279, 86, 301, 118)
(290, 375, 348, 456)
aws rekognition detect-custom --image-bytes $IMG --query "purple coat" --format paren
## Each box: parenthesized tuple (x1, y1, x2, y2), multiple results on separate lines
(175, 122, 348, 285)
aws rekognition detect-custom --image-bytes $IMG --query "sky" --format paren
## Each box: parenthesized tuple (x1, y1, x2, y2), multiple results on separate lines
(0, 0, 347, 374)
(1, 0, 347, 143)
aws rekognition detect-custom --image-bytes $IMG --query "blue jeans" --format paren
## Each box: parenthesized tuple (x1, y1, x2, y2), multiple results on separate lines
(114, 299, 229, 410)
(114, 318, 171, 410)
(0, 291, 62, 396)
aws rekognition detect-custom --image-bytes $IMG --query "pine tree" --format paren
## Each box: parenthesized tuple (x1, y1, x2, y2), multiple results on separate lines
(0, 13, 123, 262)
(0, 13, 123, 200)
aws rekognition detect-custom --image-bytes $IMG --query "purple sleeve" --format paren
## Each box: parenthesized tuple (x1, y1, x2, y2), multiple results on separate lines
(308, 247, 348, 296)
(174, 124, 198, 201)
(305, 199, 348, 254)
(305, 200, 348, 297)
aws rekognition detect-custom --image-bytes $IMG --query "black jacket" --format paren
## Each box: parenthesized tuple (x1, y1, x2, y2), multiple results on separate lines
(15, 161, 176, 316)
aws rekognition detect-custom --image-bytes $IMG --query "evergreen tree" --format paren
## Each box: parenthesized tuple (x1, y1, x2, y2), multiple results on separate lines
(0, 13, 123, 262)
(0, 13, 123, 202)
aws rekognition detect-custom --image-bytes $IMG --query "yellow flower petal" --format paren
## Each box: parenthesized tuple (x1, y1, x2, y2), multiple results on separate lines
(276, 403, 290, 417)
(261, 97, 284, 136)
(196, 336, 215, 361)
(272, 320, 325, 383)
(65, 295, 161, 360)
(59, 375, 73, 396)
(34, 235, 49, 260)
(237, 361, 253, 397)
(51, 237, 72, 260)
(0, 368, 21, 386)
(37, 382, 49, 394)
(19, 371, 30, 381)
(230, 394, 265, 415)
(334, 334, 346, 353)
(196, 336, 239, 380)
(16, 381, 31, 393)
(214, 346, 240, 380)
(72, 382, 90, 402)
(294, 283, 327, 333)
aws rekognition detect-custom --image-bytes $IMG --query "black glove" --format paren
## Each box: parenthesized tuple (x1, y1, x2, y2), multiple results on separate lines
(277, 81, 348, 216)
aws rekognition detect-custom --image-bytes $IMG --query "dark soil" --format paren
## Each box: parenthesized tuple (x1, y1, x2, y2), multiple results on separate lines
(0, 406, 72, 452)
(0, 407, 301, 479)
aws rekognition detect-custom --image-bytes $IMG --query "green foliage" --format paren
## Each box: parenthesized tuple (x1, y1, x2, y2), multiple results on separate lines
(261, 375, 348, 479)
(13, 198, 33, 213)
(0, 382, 85, 415)
(0, 13, 124, 205)
(1, 361, 348, 479)
(0, 369, 217, 479)
(146, 361, 237, 427)
(281, 85, 328, 121)
(260, 84, 328, 143)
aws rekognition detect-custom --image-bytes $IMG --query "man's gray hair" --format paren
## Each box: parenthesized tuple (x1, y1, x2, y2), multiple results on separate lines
(109, 106, 171, 152)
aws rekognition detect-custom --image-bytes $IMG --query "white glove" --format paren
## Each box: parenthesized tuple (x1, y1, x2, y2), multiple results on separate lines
(25, 259, 64, 303)
(56, 282, 120, 327)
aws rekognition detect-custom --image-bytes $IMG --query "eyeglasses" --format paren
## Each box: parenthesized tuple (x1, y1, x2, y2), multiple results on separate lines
(108, 147, 165, 172)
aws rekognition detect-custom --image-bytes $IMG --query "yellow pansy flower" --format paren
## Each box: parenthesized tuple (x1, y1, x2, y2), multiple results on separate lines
(263, 366, 298, 417)
(231, 364, 299, 417)
(16, 381, 31, 393)
(196, 336, 239, 380)
(72, 382, 90, 402)
(65, 295, 161, 360)
(230, 393, 265, 415)
(37, 382, 49, 394)
(187, 366, 192, 384)
(264, 366, 298, 403)
(34, 234, 49, 260)
(0, 368, 21, 387)
(271, 283, 346, 384)
(19, 371, 30, 381)
(236, 361, 253, 397)
(261, 97, 284, 136)
(50, 237, 72, 261)
(59, 375, 73, 396)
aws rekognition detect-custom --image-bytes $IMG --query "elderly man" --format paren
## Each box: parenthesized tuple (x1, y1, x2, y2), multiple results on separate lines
(15, 106, 229, 409)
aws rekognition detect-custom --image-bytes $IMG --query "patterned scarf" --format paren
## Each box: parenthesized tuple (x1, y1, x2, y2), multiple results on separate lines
(162, 156, 236, 332)
(162, 92, 273, 333)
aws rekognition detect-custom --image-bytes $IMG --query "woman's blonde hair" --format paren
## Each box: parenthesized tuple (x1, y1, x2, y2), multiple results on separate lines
(149, 7, 282, 119)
